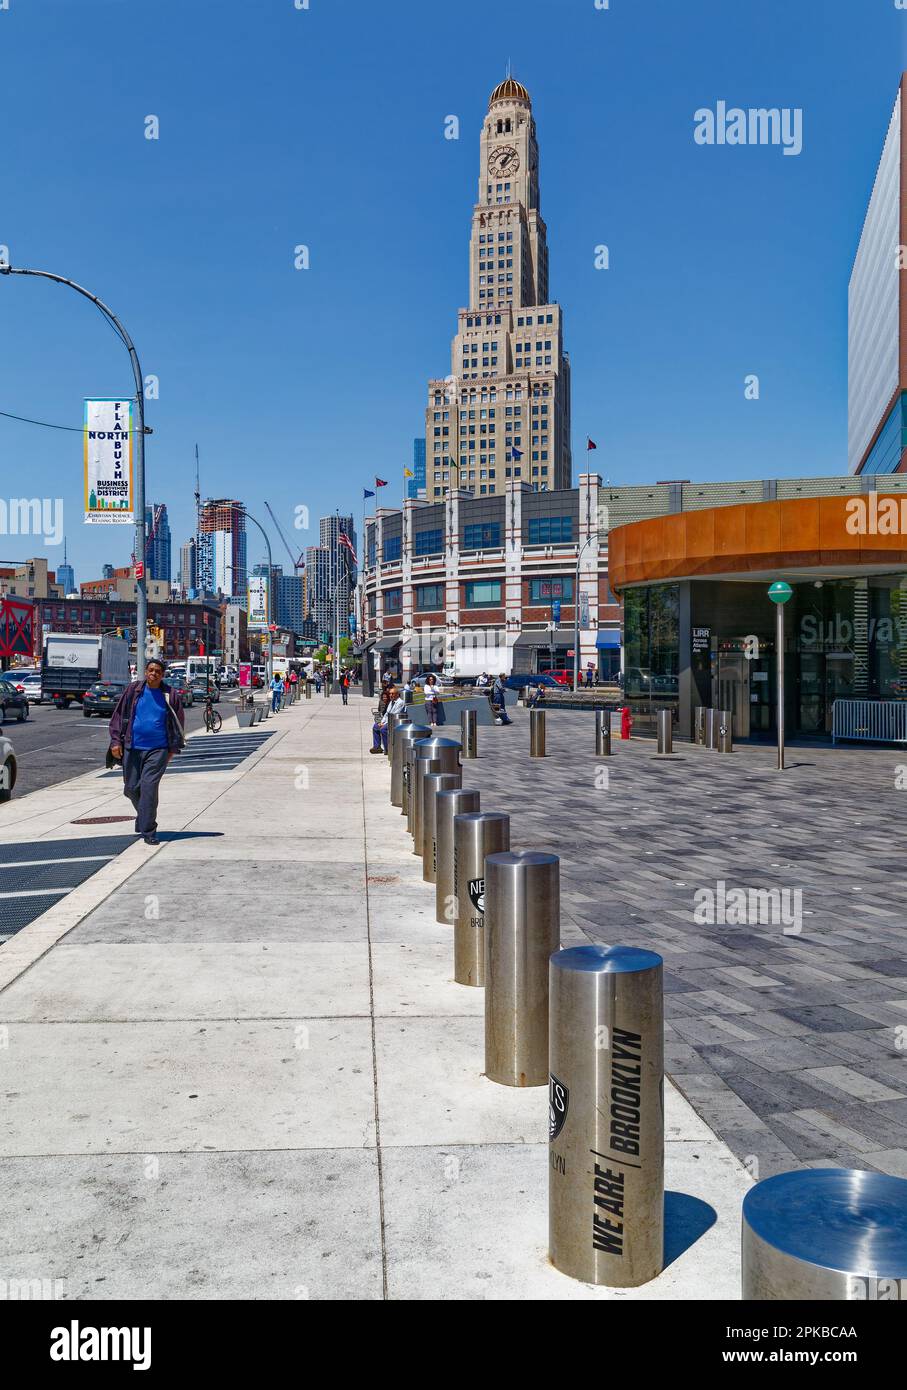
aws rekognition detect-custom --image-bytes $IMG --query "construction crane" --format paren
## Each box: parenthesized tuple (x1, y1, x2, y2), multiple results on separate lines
(264, 501, 306, 573)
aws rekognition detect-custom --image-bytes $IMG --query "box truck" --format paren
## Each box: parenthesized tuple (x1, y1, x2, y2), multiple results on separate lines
(41, 633, 130, 708)
(442, 642, 513, 685)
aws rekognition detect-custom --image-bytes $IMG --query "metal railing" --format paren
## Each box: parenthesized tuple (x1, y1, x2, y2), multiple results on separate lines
(832, 699, 907, 746)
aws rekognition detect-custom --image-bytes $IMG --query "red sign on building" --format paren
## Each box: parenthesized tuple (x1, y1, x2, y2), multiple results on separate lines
(0, 598, 35, 661)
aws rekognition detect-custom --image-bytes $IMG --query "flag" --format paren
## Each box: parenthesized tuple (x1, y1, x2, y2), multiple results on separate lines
(587, 437, 597, 451)
(338, 528, 358, 567)
(511, 446, 523, 460)
(403, 468, 414, 479)
(363, 488, 375, 500)
(375, 477, 388, 488)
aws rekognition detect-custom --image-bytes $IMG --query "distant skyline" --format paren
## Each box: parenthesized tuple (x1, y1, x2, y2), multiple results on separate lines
(0, 0, 904, 583)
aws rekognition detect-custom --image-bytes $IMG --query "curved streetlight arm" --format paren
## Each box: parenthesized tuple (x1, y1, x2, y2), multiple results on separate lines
(0, 264, 149, 674)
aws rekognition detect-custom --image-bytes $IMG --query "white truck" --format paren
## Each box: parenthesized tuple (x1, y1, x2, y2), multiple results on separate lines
(41, 633, 130, 708)
(442, 642, 513, 686)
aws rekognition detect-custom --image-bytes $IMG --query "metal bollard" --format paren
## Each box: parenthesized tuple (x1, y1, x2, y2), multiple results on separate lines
(388, 717, 413, 805)
(400, 726, 431, 817)
(595, 710, 611, 756)
(386, 711, 399, 761)
(549, 944, 664, 1288)
(717, 709, 733, 753)
(529, 707, 546, 757)
(461, 707, 478, 759)
(705, 707, 718, 749)
(412, 755, 441, 855)
(694, 706, 705, 745)
(422, 771, 462, 883)
(484, 851, 560, 1087)
(453, 811, 510, 986)
(305, 682, 312, 700)
(410, 737, 461, 849)
(656, 708, 672, 755)
(435, 788, 480, 925)
(323, 679, 330, 698)
(741, 1169, 907, 1300)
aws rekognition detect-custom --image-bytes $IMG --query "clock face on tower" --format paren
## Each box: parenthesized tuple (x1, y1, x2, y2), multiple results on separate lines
(488, 145, 520, 176)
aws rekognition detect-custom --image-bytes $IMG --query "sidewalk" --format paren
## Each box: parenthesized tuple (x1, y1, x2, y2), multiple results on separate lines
(0, 695, 750, 1300)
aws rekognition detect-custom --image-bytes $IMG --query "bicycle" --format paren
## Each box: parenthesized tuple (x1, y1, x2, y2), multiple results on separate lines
(204, 697, 222, 734)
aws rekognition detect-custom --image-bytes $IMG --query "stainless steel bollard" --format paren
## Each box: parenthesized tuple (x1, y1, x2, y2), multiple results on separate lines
(386, 710, 399, 761)
(410, 736, 461, 849)
(323, 679, 330, 698)
(530, 707, 546, 757)
(400, 725, 431, 816)
(694, 706, 705, 745)
(656, 708, 672, 755)
(741, 1169, 907, 1300)
(388, 717, 413, 806)
(412, 754, 441, 856)
(435, 788, 480, 925)
(485, 851, 560, 1087)
(305, 682, 312, 699)
(422, 771, 463, 883)
(705, 707, 718, 749)
(453, 811, 510, 986)
(461, 707, 478, 759)
(717, 709, 733, 753)
(595, 710, 611, 756)
(549, 944, 664, 1288)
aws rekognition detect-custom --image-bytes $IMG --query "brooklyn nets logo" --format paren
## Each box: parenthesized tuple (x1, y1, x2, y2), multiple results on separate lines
(468, 877, 484, 914)
(549, 1074, 569, 1142)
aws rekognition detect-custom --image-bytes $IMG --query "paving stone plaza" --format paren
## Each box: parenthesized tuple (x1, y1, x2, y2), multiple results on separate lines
(464, 706, 907, 1181)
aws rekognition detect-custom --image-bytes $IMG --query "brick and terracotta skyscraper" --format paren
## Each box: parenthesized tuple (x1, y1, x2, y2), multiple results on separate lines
(426, 76, 572, 499)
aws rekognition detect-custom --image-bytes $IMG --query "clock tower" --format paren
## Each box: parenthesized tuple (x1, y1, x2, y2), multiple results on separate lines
(425, 76, 572, 497)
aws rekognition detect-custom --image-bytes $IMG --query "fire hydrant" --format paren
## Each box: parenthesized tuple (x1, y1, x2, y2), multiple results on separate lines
(620, 705, 632, 740)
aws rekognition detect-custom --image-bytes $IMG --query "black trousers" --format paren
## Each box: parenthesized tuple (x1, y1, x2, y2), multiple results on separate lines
(123, 747, 170, 834)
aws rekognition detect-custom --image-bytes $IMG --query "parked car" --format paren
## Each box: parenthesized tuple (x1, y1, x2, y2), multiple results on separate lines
(545, 669, 573, 686)
(82, 681, 128, 719)
(190, 679, 220, 703)
(168, 675, 194, 707)
(0, 678, 29, 723)
(503, 674, 559, 692)
(0, 732, 16, 802)
(12, 669, 43, 704)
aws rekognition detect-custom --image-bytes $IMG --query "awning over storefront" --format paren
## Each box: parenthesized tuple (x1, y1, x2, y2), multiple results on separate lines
(374, 634, 402, 653)
(596, 629, 621, 649)
(514, 631, 572, 648)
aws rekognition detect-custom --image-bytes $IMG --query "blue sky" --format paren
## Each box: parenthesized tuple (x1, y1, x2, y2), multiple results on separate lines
(0, 0, 904, 584)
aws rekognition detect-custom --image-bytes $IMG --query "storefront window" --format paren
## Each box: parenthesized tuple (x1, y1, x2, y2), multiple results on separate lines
(623, 584, 679, 710)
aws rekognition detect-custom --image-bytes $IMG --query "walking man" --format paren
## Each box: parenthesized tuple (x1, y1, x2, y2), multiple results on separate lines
(109, 658, 185, 846)
(341, 670, 350, 705)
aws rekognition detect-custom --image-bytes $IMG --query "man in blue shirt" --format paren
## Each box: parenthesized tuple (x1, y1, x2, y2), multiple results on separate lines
(109, 658, 185, 845)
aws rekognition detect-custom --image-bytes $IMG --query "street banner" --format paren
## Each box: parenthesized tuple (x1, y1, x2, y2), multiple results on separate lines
(84, 399, 134, 523)
(247, 575, 269, 629)
(579, 591, 590, 629)
(239, 663, 251, 688)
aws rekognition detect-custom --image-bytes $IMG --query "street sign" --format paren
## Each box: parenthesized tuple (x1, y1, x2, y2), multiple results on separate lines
(552, 599, 561, 624)
(134, 560, 144, 580)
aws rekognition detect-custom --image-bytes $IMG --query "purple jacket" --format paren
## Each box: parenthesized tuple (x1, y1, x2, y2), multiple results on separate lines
(109, 680, 185, 753)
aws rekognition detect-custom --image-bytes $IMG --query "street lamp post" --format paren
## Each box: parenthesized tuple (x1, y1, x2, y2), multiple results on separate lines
(768, 581, 793, 771)
(0, 264, 150, 674)
(572, 536, 594, 691)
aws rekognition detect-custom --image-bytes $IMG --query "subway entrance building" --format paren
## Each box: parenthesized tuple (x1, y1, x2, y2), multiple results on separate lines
(609, 479, 907, 743)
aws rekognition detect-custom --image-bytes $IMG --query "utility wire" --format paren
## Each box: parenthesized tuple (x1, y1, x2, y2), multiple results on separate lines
(0, 408, 83, 432)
